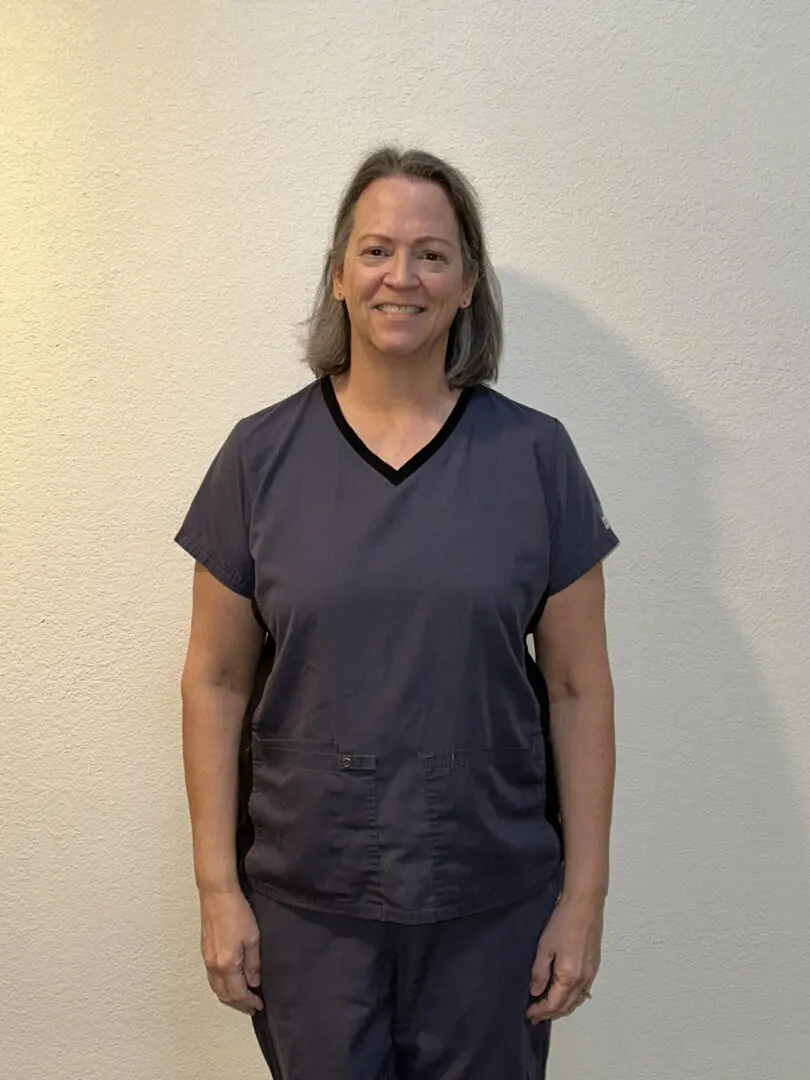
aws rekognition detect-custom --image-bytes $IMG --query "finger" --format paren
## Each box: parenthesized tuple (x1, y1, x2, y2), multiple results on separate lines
(565, 993, 591, 1010)
(529, 949, 553, 998)
(207, 963, 262, 1015)
(558, 988, 591, 1019)
(527, 975, 586, 1023)
(244, 937, 262, 990)
(219, 970, 264, 1014)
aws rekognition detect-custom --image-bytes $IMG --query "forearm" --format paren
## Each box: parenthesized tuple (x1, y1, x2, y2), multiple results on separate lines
(181, 681, 248, 895)
(549, 686, 615, 905)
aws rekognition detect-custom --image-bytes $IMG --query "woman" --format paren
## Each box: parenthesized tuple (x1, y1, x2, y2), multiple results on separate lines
(176, 146, 619, 1080)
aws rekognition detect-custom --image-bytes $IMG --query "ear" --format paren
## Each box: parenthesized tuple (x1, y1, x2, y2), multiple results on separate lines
(332, 262, 344, 302)
(461, 269, 477, 309)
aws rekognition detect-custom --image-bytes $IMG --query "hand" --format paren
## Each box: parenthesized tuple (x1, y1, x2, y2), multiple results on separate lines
(199, 888, 263, 1015)
(525, 894, 603, 1024)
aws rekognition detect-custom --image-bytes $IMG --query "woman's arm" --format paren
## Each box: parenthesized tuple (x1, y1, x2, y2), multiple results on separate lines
(527, 561, 615, 1022)
(181, 564, 265, 893)
(535, 561, 615, 903)
(180, 564, 265, 1013)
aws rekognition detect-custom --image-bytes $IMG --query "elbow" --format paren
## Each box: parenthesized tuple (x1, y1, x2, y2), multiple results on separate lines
(547, 674, 614, 707)
(180, 663, 253, 708)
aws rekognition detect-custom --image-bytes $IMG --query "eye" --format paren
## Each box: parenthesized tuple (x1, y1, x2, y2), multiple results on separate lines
(362, 247, 388, 258)
(421, 251, 446, 262)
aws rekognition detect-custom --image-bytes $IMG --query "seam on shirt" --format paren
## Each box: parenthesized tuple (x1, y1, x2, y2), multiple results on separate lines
(548, 418, 562, 550)
(234, 417, 258, 541)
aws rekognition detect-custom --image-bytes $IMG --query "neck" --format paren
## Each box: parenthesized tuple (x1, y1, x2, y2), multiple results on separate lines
(335, 337, 456, 413)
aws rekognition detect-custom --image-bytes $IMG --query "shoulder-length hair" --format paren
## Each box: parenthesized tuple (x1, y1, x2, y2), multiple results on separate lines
(303, 146, 502, 388)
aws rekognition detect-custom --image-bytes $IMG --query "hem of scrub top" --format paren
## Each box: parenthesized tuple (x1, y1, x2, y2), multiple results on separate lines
(245, 863, 562, 925)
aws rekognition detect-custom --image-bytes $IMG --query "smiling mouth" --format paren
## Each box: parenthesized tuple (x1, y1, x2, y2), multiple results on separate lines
(375, 304, 425, 314)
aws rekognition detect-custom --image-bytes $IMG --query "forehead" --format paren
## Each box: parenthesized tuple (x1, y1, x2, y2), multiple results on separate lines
(351, 177, 459, 242)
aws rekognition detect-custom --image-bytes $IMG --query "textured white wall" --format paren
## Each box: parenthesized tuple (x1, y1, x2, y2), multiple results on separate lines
(3, 2, 808, 1078)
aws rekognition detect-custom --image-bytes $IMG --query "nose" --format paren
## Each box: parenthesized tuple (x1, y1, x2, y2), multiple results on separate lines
(383, 249, 419, 289)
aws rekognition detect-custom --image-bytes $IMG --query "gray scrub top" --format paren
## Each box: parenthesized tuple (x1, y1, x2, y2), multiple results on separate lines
(176, 377, 619, 923)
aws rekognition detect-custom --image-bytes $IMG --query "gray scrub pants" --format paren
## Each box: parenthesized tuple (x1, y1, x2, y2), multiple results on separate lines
(248, 872, 560, 1080)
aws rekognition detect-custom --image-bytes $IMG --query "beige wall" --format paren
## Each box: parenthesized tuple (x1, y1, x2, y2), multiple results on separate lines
(3, 2, 809, 1078)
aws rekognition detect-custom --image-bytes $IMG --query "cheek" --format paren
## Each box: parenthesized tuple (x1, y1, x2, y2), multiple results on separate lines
(429, 273, 465, 303)
(351, 274, 382, 305)
(342, 282, 368, 314)
(431, 289, 464, 317)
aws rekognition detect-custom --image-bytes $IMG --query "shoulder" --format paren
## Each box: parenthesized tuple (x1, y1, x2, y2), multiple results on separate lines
(225, 380, 322, 472)
(470, 385, 563, 455)
(232, 380, 320, 442)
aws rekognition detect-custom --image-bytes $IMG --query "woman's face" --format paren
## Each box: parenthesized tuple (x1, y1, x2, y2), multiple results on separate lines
(334, 177, 474, 364)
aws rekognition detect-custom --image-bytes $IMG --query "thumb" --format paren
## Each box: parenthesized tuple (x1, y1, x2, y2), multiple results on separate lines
(530, 946, 554, 998)
(244, 938, 261, 989)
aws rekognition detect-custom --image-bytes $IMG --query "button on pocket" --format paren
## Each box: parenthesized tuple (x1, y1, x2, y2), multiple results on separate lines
(246, 738, 379, 906)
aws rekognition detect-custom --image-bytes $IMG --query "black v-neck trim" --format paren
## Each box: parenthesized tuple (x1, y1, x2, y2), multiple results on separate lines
(320, 376, 474, 486)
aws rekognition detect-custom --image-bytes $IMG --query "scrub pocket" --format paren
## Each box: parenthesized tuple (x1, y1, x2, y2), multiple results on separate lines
(246, 737, 380, 906)
(421, 745, 554, 909)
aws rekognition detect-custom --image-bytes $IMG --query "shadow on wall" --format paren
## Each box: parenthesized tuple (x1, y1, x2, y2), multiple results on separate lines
(498, 271, 809, 1080)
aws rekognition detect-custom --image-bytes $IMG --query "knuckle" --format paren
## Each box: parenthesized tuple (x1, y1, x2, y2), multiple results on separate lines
(209, 952, 238, 973)
(556, 967, 581, 986)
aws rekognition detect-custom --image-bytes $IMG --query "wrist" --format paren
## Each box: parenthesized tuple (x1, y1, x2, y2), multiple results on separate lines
(195, 870, 241, 897)
(559, 888, 607, 910)
(193, 839, 239, 897)
(559, 872, 609, 908)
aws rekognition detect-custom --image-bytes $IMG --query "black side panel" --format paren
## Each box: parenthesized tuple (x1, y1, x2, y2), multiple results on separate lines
(236, 614, 276, 875)
(524, 646, 563, 848)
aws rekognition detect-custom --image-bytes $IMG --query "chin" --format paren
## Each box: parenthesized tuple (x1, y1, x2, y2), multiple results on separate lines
(374, 335, 429, 359)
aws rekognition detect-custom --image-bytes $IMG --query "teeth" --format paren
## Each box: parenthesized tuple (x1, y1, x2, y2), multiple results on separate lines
(378, 304, 422, 314)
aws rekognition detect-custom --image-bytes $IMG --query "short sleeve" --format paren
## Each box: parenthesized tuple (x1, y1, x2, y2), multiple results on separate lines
(174, 423, 255, 598)
(546, 420, 620, 596)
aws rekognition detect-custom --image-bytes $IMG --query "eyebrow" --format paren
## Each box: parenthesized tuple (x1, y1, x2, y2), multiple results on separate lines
(356, 233, 454, 247)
